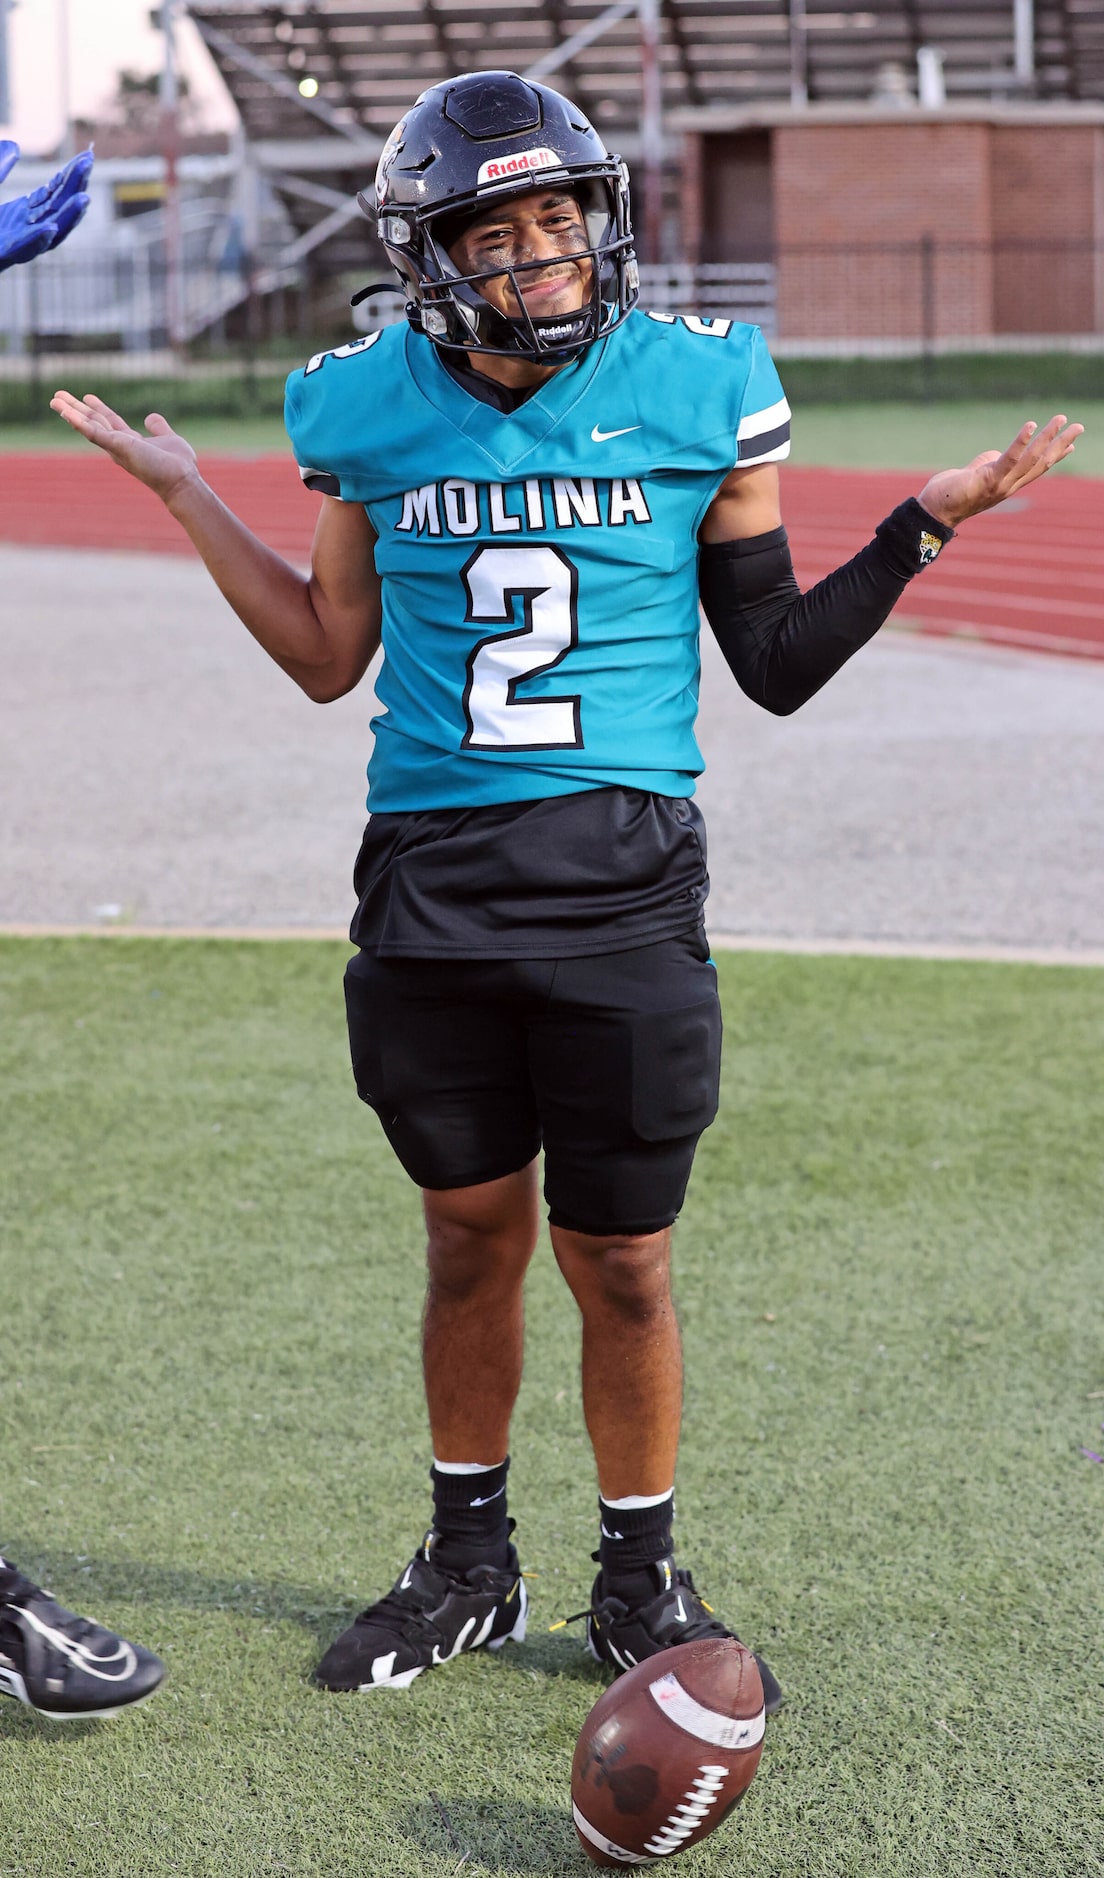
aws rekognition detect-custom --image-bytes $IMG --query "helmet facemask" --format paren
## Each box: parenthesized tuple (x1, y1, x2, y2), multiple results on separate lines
(416, 174, 633, 361)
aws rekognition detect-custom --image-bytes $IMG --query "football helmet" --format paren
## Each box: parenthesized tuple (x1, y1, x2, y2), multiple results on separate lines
(364, 70, 638, 361)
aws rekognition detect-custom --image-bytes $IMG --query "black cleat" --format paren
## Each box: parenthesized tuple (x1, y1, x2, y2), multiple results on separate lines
(314, 1528, 528, 1692)
(0, 1565, 165, 1720)
(583, 1557, 783, 1715)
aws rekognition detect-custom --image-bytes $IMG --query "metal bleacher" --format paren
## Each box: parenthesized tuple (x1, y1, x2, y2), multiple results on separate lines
(186, 0, 1104, 146)
(181, 1, 1104, 278)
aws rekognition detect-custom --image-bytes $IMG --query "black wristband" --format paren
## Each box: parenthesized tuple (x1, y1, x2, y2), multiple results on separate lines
(874, 498, 954, 579)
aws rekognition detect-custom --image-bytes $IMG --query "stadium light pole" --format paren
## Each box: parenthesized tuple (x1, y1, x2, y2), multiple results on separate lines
(1013, 0, 1035, 90)
(789, 0, 809, 107)
(161, 0, 185, 350)
(639, 0, 663, 264)
(0, 0, 11, 127)
(57, 0, 73, 156)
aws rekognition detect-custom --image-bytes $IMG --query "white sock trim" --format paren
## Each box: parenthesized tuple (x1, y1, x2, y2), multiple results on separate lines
(432, 1458, 503, 1476)
(600, 1489, 675, 1511)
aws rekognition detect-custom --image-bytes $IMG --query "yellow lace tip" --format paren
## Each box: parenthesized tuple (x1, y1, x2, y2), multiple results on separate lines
(702, 1599, 715, 1613)
(522, 1570, 540, 1579)
(548, 1619, 568, 1632)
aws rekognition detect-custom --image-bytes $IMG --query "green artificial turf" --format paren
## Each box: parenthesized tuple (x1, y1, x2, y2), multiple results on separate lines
(787, 399, 1104, 479)
(0, 416, 297, 458)
(775, 351, 1104, 408)
(1, 939, 1102, 1877)
(3, 397, 1100, 479)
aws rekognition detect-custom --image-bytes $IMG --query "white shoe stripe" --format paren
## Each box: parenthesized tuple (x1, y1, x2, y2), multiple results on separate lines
(431, 1615, 477, 1667)
(19, 1610, 138, 1685)
(469, 1610, 496, 1651)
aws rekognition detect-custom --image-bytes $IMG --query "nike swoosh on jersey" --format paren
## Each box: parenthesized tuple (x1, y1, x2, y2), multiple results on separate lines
(590, 423, 641, 442)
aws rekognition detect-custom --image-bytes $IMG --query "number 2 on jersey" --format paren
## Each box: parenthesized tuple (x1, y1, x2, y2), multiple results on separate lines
(461, 544, 583, 751)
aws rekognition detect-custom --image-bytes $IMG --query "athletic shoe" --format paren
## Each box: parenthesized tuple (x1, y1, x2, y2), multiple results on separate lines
(581, 1557, 783, 1714)
(314, 1527, 528, 1692)
(0, 1565, 165, 1720)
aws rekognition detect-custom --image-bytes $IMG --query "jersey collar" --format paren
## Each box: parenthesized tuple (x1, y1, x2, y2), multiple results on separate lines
(403, 324, 612, 475)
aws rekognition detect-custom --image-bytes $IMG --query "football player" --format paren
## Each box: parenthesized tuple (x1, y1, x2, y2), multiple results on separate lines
(51, 72, 1079, 1707)
(1, 142, 165, 1720)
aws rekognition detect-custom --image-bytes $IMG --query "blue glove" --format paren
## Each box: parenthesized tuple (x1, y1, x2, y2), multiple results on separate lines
(0, 144, 94, 273)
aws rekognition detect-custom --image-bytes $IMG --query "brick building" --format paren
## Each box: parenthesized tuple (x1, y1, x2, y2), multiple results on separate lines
(676, 105, 1104, 344)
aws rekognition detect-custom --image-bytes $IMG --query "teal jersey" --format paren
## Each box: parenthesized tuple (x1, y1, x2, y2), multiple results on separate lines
(284, 309, 790, 813)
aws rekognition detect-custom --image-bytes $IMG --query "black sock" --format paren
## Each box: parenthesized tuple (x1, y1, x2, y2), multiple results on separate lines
(598, 1493, 675, 1606)
(430, 1459, 511, 1573)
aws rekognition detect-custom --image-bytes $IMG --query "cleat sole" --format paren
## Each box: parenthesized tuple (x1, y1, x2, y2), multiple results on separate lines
(353, 1665, 424, 1692)
(0, 1665, 164, 1721)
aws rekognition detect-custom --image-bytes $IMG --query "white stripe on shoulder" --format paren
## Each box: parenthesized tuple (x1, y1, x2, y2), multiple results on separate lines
(736, 395, 791, 442)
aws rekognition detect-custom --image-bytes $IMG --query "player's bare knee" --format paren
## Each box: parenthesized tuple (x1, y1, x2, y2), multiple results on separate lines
(596, 1241, 673, 1320)
(556, 1230, 673, 1320)
(425, 1198, 537, 1299)
(426, 1233, 527, 1305)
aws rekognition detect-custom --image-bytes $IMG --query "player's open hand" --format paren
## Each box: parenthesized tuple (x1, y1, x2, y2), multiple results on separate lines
(50, 391, 198, 503)
(918, 415, 1082, 528)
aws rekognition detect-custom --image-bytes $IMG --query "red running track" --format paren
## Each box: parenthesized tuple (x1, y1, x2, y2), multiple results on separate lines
(0, 451, 318, 562)
(1, 452, 1100, 658)
(782, 466, 1104, 661)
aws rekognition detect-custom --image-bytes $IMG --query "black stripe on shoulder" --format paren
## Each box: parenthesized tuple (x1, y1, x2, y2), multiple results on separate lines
(300, 469, 343, 497)
(738, 421, 790, 462)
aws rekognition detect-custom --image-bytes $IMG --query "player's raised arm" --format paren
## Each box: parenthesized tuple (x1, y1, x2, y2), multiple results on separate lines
(49, 391, 381, 702)
(699, 414, 1082, 715)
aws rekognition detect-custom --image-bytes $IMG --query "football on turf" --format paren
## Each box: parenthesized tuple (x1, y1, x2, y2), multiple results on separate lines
(571, 1636, 765, 1866)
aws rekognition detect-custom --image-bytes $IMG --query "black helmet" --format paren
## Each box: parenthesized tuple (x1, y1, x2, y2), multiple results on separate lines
(363, 70, 638, 361)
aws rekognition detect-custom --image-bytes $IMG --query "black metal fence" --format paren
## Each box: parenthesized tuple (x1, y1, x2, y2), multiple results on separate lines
(4, 242, 1104, 421)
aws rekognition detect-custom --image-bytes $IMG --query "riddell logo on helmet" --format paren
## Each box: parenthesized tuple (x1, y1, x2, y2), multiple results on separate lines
(476, 147, 562, 187)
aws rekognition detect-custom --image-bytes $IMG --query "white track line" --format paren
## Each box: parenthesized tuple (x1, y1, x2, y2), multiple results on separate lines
(709, 934, 1104, 967)
(0, 925, 350, 941)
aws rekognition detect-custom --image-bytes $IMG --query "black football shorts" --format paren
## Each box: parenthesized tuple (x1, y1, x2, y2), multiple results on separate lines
(343, 926, 722, 1237)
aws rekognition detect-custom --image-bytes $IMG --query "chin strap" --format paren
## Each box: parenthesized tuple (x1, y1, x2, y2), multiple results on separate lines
(502, 304, 596, 365)
(350, 280, 408, 309)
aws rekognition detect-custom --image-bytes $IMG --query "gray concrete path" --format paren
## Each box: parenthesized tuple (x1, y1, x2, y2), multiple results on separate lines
(3, 545, 1101, 954)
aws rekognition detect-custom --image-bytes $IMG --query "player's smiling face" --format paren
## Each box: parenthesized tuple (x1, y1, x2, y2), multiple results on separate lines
(446, 189, 593, 321)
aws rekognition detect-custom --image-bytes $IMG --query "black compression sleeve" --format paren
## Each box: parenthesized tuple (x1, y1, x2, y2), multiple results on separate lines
(698, 497, 954, 715)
